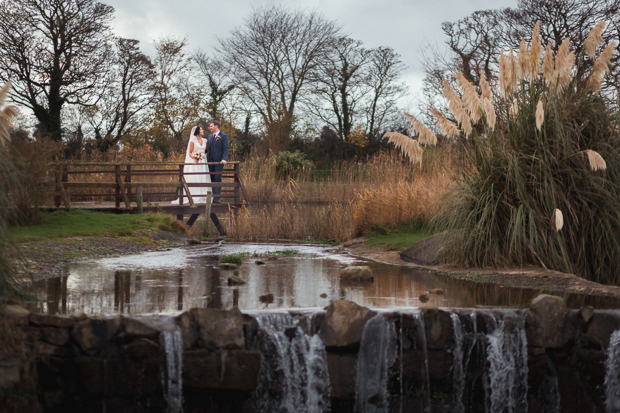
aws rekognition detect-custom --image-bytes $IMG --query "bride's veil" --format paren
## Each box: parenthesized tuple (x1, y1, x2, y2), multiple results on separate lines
(184, 126, 198, 163)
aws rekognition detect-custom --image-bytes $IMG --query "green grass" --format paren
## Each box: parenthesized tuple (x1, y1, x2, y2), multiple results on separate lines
(365, 223, 433, 250)
(219, 254, 243, 265)
(239, 249, 300, 258)
(8, 210, 178, 242)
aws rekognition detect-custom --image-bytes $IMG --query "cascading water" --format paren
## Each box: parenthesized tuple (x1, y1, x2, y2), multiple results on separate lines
(485, 312, 528, 413)
(253, 313, 330, 413)
(161, 326, 184, 413)
(451, 313, 466, 413)
(355, 313, 397, 413)
(604, 329, 620, 412)
(539, 358, 561, 413)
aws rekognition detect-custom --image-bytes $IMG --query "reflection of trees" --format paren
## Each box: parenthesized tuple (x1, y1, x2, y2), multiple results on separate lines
(38, 276, 67, 315)
(114, 271, 131, 313)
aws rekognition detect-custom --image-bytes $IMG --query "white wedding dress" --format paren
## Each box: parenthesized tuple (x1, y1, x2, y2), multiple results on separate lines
(172, 127, 212, 204)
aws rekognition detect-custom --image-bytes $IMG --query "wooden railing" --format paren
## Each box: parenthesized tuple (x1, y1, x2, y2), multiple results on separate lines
(52, 161, 248, 211)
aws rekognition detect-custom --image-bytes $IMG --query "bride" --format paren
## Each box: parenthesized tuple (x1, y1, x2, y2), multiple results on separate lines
(172, 125, 211, 204)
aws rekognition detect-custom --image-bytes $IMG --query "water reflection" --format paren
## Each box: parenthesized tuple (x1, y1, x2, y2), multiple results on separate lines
(35, 244, 620, 315)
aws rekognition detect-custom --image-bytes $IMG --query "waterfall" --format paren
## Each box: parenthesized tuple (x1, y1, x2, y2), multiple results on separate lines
(539, 358, 561, 413)
(412, 311, 431, 412)
(355, 313, 397, 413)
(485, 312, 528, 413)
(451, 313, 466, 413)
(253, 313, 330, 413)
(161, 326, 184, 413)
(605, 329, 620, 412)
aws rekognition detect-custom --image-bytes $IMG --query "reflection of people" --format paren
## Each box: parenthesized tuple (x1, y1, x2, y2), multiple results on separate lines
(172, 125, 211, 204)
(206, 120, 228, 203)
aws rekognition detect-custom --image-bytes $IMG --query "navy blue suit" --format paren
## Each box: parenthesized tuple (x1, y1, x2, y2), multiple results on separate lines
(207, 132, 229, 200)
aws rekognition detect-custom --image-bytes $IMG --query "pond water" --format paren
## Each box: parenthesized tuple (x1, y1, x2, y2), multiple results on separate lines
(35, 243, 620, 315)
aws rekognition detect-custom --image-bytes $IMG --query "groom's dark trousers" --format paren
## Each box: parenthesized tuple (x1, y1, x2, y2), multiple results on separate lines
(207, 132, 229, 202)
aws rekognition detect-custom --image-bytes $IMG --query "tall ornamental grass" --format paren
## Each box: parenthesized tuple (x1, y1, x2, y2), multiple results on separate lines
(420, 22, 620, 284)
(0, 82, 30, 304)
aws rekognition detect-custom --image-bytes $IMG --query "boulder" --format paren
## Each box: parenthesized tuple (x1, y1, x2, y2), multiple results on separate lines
(319, 300, 377, 348)
(339, 266, 374, 282)
(175, 311, 198, 349)
(424, 309, 454, 349)
(259, 293, 274, 304)
(227, 275, 247, 286)
(29, 313, 75, 328)
(399, 232, 448, 265)
(183, 349, 260, 390)
(586, 312, 620, 349)
(72, 316, 121, 355)
(40, 326, 71, 346)
(191, 307, 246, 350)
(4, 304, 30, 326)
(526, 294, 571, 348)
(119, 316, 160, 339)
(580, 306, 594, 324)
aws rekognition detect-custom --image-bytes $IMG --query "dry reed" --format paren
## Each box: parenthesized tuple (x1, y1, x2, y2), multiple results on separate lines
(384, 132, 423, 166)
(588, 42, 617, 90)
(455, 73, 482, 123)
(585, 149, 607, 171)
(529, 21, 542, 78)
(442, 79, 472, 137)
(430, 107, 460, 139)
(535, 98, 545, 131)
(479, 70, 492, 100)
(404, 112, 438, 145)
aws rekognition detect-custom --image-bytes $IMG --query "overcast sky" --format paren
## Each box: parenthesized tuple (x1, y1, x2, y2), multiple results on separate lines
(104, 0, 517, 109)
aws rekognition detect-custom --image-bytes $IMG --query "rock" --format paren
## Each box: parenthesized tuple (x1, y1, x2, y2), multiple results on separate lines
(227, 275, 247, 286)
(526, 294, 570, 348)
(319, 293, 328, 299)
(183, 349, 260, 390)
(175, 311, 198, 349)
(119, 316, 160, 339)
(586, 312, 620, 349)
(29, 313, 75, 328)
(72, 316, 121, 355)
(319, 300, 377, 348)
(339, 266, 374, 282)
(188, 239, 202, 245)
(580, 306, 594, 324)
(122, 339, 160, 359)
(267, 256, 278, 261)
(400, 232, 448, 264)
(255, 260, 265, 265)
(40, 326, 71, 346)
(327, 353, 357, 399)
(259, 293, 274, 304)
(191, 307, 246, 349)
(219, 263, 238, 270)
(4, 304, 30, 326)
(424, 309, 454, 349)
(419, 293, 430, 303)
(429, 288, 446, 295)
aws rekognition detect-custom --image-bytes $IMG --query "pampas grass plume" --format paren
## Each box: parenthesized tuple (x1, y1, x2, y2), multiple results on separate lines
(553, 208, 564, 231)
(585, 149, 607, 171)
(384, 131, 423, 166)
(430, 107, 460, 139)
(510, 98, 519, 116)
(0, 81, 17, 147)
(405, 112, 437, 146)
(530, 21, 542, 78)
(584, 22, 606, 59)
(536, 98, 544, 131)
(588, 42, 616, 90)
(442, 79, 472, 138)
(482, 97, 496, 130)
(542, 43, 554, 83)
(518, 39, 529, 80)
(479, 70, 492, 100)
(455, 72, 481, 123)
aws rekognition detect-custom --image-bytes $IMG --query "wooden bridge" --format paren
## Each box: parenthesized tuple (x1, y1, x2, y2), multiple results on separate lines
(52, 161, 249, 234)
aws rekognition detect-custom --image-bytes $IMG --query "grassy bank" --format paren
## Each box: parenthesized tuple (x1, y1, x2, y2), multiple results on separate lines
(363, 223, 433, 250)
(9, 210, 184, 242)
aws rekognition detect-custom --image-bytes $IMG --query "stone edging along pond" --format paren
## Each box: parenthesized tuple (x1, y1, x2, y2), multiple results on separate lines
(3, 295, 620, 412)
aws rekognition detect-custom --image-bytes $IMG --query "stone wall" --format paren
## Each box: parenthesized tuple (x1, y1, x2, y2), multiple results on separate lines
(1, 295, 619, 412)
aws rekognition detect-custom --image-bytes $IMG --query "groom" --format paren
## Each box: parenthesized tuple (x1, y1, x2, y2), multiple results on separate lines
(207, 120, 229, 203)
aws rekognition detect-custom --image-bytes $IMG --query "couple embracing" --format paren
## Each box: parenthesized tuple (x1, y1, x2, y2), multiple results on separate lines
(175, 120, 229, 204)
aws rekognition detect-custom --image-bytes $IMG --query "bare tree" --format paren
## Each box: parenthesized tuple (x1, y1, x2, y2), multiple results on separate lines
(0, 0, 115, 141)
(306, 37, 371, 142)
(149, 36, 200, 152)
(193, 51, 235, 120)
(220, 6, 340, 152)
(365, 46, 408, 137)
(83, 38, 154, 152)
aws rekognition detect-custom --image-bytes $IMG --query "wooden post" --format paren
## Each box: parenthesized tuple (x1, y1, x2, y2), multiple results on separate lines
(178, 165, 184, 205)
(233, 163, 240, 205)
(136, 186, 143, 214)
(125, 164, 132, 203)
(204, 192, 212, 237)
(54, 164, 62, 207)
(115, 164, 121, 208)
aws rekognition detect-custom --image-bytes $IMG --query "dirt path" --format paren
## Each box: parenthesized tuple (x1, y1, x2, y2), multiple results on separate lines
(344, 239, 620, 298)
